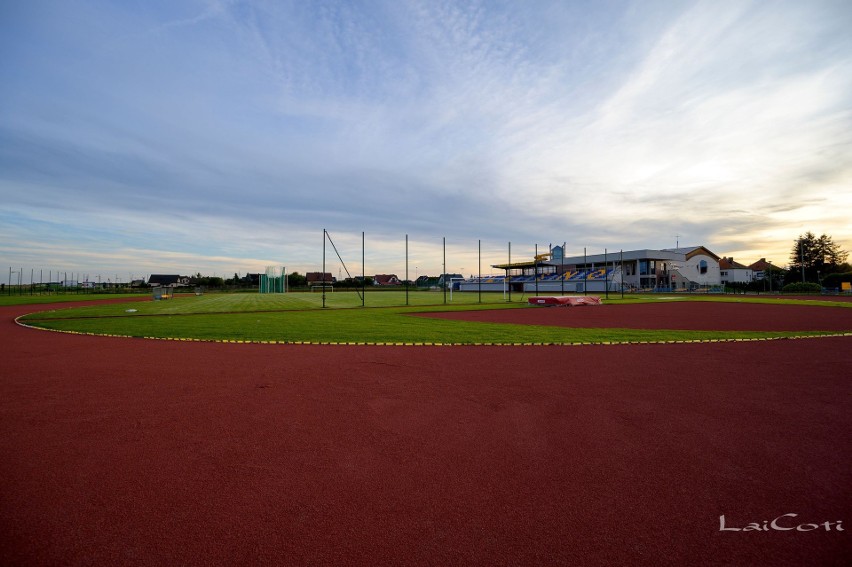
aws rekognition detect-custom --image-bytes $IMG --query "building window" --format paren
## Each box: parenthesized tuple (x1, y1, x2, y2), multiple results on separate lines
(699, 260, 708, 275)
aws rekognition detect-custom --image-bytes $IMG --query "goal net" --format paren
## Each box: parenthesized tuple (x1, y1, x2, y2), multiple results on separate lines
(259, 266, 286, 293)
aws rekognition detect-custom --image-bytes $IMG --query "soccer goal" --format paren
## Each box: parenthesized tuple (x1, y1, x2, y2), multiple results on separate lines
(152, 286, 173, 300)
(310, 284, 334, 293)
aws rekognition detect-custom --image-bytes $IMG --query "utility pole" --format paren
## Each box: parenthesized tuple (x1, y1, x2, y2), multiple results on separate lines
(405, 234, 409, 306)
(534, 244, 539, 296)
(507, 242, 512, 303)
(768, 262, 772, 293)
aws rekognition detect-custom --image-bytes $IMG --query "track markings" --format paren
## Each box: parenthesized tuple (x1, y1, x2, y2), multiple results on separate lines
(13, 317, 852, 347)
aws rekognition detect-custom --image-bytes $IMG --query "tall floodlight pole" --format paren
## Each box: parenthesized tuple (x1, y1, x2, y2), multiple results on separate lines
(405, 234, 409, 306)
(443, 237, 447, 305)
(535, 243, 539, 296)
(362, 231, 365, 307)
(507, 241, 512, 303)
(322, 229, 327, 308)
(478, 239, 481, 303)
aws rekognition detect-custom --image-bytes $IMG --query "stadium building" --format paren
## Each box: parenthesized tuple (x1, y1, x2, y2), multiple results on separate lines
(459, 245, 723, 293)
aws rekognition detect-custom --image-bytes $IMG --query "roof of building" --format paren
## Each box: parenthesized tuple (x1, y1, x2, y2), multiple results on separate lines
(493, 245, 726, 270)
(374, 274, 401, 285)
(748, 258, 776, 270)
(305, 272, 333, 283)
(540, 248, 685, 267)
(148, 274, 185, 286)
(719, 257, 751, 270)
(662, 246, 721, 261)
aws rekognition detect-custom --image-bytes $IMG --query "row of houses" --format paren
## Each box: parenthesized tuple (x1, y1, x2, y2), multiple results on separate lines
(305, 273, 469, 287)
(304, 273, 407, 286)
(146, 273, 415, 288)
(719, 257, 775, 285)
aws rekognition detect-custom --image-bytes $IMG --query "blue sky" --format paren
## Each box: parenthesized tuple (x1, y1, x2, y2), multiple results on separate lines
(2, 0, 851, 281)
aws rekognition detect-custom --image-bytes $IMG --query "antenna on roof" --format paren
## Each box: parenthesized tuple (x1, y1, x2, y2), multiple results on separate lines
(675, 234, 681, 249)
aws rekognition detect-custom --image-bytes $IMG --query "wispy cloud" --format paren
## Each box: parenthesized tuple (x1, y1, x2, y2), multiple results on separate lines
(1, 0, 851, 278)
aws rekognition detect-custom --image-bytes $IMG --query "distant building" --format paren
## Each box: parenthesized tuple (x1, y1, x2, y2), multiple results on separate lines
(486, 245, 725, 293)
(305, 272, 334, 284)
(748, 258, 775, 280)
(719, 257, 753, 284)
(662, 246, 722, 290)
(148, 275, 190, 288)
(415, 275, 435, 288)
(373, 274, 402, 286)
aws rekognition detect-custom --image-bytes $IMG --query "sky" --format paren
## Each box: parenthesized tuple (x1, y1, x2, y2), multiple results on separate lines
(2, 0, 851, 282)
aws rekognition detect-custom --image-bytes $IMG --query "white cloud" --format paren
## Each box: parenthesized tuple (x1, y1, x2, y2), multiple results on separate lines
(1, 0, 851, 276)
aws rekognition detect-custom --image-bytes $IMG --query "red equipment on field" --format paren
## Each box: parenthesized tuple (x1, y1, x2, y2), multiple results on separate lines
(527, 296, 603, 307)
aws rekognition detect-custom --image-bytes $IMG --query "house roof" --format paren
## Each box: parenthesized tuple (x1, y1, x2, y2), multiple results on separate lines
(748, 258, 775, 270)
(148, 274, 184, 286)
(374, 274, 401, 285)
(719, 257, 751, 270)
(306, 272, 333, 283)
(663, 246, 721, 261)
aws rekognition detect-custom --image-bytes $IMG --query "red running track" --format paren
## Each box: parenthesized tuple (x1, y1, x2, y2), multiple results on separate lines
(417, 300, 852, 331)
(1, 302, 850, 566)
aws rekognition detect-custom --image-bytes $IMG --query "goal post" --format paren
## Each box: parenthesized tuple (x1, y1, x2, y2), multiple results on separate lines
(310, 284, 334, 293)
(152, 286, 173, 300)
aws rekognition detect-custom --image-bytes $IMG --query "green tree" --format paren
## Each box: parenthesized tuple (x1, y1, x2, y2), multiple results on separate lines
(287, 272, 307, 289)
(788, 232, 848, 283)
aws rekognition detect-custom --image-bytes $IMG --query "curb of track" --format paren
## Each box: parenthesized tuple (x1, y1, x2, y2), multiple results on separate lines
(14, 316, 852, 347)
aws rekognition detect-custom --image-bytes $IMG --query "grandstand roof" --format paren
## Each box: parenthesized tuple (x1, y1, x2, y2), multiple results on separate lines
(545, 249, 684, 266)
(491, 260, 539, 270)
(494, 246, 724, 270)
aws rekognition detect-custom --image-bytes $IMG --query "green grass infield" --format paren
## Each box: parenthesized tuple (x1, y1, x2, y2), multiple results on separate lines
(17, 291, 851, 345)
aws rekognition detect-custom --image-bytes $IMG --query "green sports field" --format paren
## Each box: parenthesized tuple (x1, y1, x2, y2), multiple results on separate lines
(16, 291, 851, 345)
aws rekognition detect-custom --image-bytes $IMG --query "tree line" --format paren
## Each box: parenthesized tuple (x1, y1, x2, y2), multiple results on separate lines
(783, 232, 850, 292)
